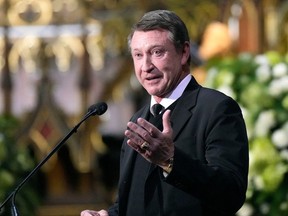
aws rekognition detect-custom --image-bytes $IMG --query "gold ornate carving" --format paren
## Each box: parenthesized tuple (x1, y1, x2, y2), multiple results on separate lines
(8, 0, 53, 25)
(48, 36, 84, 72)
(52, 0, 85, 23)
(9, 36, 41, 73)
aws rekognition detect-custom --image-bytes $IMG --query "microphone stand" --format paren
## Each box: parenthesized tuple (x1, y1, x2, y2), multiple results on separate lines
(0, 106, 104, 215)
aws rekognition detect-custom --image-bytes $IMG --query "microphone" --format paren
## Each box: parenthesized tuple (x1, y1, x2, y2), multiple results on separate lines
(87, 102, 108, 116)
(0, 102, 108, 216)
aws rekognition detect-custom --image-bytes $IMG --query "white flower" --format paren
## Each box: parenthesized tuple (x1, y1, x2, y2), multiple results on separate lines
(255, 64, 271, 82)
(268, 79, 282, 96)
(280, 202, 288, 211)
(268, 76, 288, 96)
(272, 128, 288, 148)
(254, 175, 264, 190)
(272, 63, 288, 78)
(254, 54, 269, 65)
(280, 149, 288, 161)
(254, 110, 276, 137)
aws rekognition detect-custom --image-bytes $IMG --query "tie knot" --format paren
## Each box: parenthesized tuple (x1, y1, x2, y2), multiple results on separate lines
(152, 103, 164, 116)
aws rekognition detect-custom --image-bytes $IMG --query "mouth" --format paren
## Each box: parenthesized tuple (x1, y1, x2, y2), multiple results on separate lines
(145, 76, 162, 86)
(146, 74, 162, 81)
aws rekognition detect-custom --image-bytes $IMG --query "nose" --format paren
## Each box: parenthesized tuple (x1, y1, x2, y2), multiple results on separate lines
(141, 55, 153, 72)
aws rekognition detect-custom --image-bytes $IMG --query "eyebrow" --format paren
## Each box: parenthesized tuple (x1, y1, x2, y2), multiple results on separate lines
(131, 44, 164, 52)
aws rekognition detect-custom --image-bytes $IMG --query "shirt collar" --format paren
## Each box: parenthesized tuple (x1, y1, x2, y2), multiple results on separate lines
(150, 74, 192, 111)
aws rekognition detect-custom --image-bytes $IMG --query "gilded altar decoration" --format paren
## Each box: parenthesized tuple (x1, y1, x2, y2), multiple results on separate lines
(7, 0, 53, 25)
(0, 1, 288, 215)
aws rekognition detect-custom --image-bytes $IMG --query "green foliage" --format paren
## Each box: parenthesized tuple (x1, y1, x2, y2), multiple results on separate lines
(205, 52, 288, 216)
(0, 115, 41, 216)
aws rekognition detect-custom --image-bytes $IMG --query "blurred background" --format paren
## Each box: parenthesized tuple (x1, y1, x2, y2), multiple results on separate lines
(0, 0, 288, 215)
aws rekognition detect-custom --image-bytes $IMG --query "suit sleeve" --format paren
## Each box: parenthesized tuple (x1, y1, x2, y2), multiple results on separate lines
(108, 197, 119, 216)
(164, 95, 249, 215)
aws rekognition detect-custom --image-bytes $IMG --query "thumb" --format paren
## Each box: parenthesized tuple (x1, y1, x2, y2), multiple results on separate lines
(98, 210, 109, 216)
(162, 110, 173, 136)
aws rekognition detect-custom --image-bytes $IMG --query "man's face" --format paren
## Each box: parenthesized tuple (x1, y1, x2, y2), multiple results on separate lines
(130, 29, 189, 100)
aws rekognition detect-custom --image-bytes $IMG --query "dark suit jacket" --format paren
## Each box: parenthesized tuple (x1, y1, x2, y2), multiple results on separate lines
(108, 76, 249, 216)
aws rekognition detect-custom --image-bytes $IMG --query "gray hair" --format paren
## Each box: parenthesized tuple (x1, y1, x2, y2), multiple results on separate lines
(127, 10, 190, 63)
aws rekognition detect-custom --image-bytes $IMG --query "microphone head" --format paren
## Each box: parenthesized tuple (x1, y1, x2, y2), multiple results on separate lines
(88, 102, 108, 115)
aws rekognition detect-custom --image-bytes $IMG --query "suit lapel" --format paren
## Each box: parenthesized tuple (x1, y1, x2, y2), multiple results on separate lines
(170, 77, 200, 140)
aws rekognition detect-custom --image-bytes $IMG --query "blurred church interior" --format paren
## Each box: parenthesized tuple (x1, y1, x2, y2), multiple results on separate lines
(1, 0, 288, 215)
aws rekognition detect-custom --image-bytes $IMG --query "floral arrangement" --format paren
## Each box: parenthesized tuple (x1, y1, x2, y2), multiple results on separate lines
(204, 51, 288, 216)
(0, 115, 41, 216)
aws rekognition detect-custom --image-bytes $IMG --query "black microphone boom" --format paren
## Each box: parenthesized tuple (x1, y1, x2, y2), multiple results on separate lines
(0, 102, 108, 216)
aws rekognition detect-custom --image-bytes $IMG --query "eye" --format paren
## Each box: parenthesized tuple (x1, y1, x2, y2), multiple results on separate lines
(152, 49, 164, 57)
(133, 52, 142, 59)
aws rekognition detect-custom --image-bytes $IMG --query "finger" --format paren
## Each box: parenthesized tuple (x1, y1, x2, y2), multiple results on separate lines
(136, 118, 161, 138)
(80, 210, 89, 216)
(127, 120, 154, 141)
(127, 139, 150, 161)
(98, 210, 109, 216)
(124, 127, 147, 153)
(162, 110, 173, 136)
(80, 210, 99, 216)
(125, 128, 145, 148)
(126, 138, 145, 152)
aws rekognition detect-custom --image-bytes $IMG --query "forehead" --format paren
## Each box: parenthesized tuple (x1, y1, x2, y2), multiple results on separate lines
(130, 29, 172, 50)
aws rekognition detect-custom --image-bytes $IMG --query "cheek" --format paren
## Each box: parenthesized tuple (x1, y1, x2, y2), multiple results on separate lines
(133, 61, 140, 72)
(134, 58, 144, 69)
(133, 64, 143, 81)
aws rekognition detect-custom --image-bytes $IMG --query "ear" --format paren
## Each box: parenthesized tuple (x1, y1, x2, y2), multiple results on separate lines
(181, 41, 190, 65)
